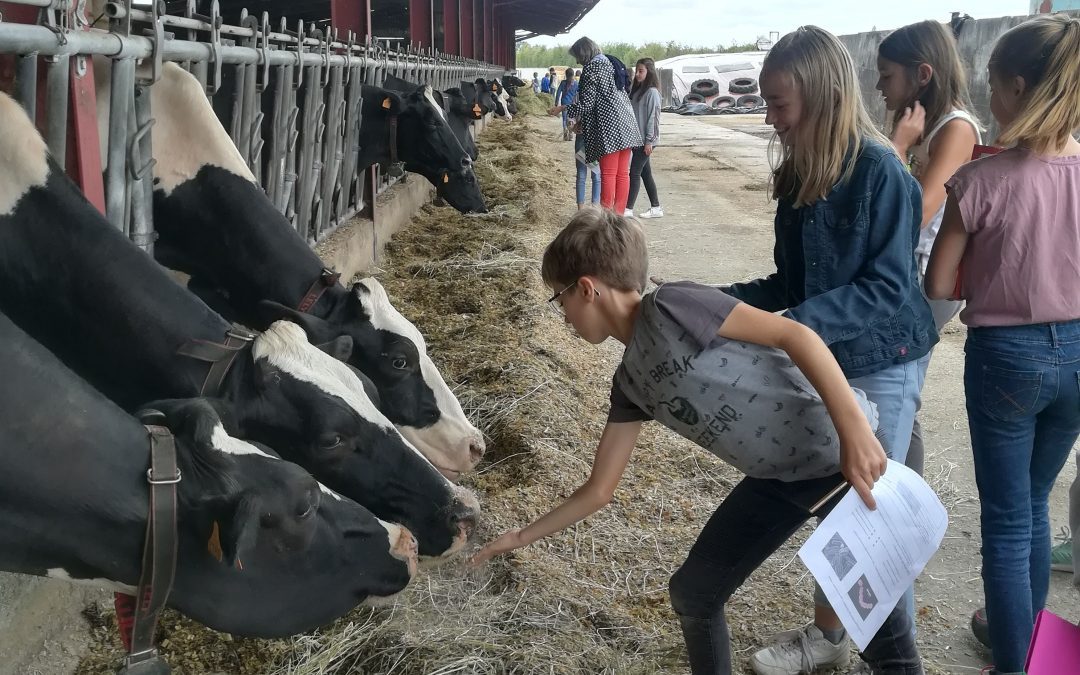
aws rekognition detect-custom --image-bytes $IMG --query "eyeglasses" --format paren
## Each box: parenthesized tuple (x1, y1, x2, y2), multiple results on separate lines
(547, 281, 578, 316)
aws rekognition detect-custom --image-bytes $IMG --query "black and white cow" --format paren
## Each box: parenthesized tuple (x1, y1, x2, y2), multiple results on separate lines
(384, 75, 482, 161)
(101, 62, 487, 482)
(0, 309, 417, 636)
(363, 76, 487, 213)
(488, 78, 519, 116)
(475, 78, 512, 120)
(0, 91, 476, 558)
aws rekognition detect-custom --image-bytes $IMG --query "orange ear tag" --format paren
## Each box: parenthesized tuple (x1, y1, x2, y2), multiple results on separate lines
(382, 98, 391, 109)
(207, 521, 224, 563)
(472, 104, 482, 115)
(491, 85, 497, 91)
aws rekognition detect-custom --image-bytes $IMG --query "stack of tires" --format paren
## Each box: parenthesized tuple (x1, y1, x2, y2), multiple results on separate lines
(681, 76, 766, 112)
(722, 77, 765, 110)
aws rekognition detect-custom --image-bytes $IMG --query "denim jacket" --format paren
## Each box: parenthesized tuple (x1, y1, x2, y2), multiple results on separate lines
(726, 139, 938, 379)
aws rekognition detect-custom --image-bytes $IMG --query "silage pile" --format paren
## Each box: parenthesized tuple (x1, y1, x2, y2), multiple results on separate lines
(76, 113, 827, 675)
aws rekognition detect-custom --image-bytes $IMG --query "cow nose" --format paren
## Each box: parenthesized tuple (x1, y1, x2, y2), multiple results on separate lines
(469, 436, 486, 466)
(450, 489, 481, 538)
(461, 156, 473, 169)
(389, 525, 419, 577)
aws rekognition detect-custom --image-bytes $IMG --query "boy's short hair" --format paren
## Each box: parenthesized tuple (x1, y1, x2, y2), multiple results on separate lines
(541, 207, 648, 292)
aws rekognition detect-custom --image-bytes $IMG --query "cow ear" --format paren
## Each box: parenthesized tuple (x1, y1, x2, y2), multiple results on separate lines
(256, 300, 335, 343)
(220, 495, 260, 568)
(429, 88, 445, 108)
(316, 335, 353, 362)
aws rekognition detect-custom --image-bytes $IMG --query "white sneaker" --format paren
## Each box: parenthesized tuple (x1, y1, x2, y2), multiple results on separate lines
(622, 208, 634, 218)
(750, 623, 851, 675)
(638, 206, 664, 219)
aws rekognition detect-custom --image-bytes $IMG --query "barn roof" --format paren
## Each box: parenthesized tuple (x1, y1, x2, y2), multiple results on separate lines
(498, 0, 602, 39)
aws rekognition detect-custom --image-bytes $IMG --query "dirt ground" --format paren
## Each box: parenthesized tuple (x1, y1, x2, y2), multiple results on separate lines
(563, 110, 1078, 673)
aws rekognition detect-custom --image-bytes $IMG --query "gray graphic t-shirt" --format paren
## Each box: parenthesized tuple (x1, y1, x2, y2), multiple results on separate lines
(609, 282, 878, 481)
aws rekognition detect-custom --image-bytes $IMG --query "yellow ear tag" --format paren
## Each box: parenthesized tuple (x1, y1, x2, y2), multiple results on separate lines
(207, 521, 224, 563)
(442, 174, 449, 184)
(382, 97, 391, 109)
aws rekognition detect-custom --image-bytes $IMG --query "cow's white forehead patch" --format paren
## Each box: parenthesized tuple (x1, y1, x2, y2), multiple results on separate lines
(422, 85, 447, 122)
(253, 321, 396, 431)
(357, 278, 472, 426)
(211, 422, 343, 500)
(0, 93, 49, 216)
(357, 278, 427, 351)
(210, 424, 276, 458)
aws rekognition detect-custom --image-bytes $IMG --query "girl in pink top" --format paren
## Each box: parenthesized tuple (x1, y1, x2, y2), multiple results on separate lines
(925, 13, 1080, 675)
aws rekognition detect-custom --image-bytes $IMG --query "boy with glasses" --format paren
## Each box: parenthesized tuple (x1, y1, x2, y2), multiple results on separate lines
(471, 207, 922, 674)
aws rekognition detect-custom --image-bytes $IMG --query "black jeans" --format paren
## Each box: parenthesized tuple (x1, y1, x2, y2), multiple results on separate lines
(627, 146, 659, 209)
(669, 474, 923, 674)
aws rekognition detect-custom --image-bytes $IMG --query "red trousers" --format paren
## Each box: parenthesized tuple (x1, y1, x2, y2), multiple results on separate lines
(598, 148, 632, 212)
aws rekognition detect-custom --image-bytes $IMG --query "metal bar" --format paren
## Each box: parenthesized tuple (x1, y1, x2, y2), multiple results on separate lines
(319, 64, 344, 239)
(0, 24, 504, 70)
(15, 52, 38, 118)
(128, 85, 154, 254)
(337, 64, 362, 225)
(44, 54, 69, 165)
(105, 57, 135, 233)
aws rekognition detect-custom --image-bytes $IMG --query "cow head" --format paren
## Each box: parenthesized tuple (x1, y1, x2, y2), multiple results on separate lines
(454, 81, 489, 120)
(242, 320, 479, 558)
(367, 80, 486, 213)
(143, 398, 419, 635)
(477, 78, 511, 120)
(257, 279, 485, 481)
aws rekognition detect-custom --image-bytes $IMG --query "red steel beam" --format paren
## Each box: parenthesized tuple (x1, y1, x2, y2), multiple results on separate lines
(331, 0, 372, 39)
(459, 0, 474, 57)
(442, 0, 459, 55)
(483, 0, 492, 62)
(409, 0, 433, 47)
(472, 0, 483, 61)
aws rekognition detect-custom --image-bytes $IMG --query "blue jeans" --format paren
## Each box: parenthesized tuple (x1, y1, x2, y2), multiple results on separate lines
(815, 360, 924, 625)
(574, 157, 600, 205)
(965, 320, 1080, 673)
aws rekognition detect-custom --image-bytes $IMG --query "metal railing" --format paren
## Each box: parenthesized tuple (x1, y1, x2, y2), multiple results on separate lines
(0, 0, 504, 248)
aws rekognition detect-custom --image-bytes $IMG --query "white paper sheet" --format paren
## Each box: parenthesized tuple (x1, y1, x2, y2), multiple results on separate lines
(798, 460, 948, 650)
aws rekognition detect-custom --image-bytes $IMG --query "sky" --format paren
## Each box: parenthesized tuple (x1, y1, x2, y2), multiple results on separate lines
(524, 0, 1032, 47)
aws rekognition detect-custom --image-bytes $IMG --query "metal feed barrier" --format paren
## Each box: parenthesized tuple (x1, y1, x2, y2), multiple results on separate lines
(0, 0, 504, 250)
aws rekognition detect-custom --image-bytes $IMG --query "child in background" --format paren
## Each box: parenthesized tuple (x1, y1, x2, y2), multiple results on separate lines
(876, 19, 982, 479)
(925, 13, 1080, 675)
(735, 27, 938, 675)
(556, 67, 578, 141)
(471, 208, 922, 675)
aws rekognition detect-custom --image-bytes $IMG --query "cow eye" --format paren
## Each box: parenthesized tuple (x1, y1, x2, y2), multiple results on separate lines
(297, 503, 313, 519)
(392, 357, 408, 370)
(318, 434, 342, 449)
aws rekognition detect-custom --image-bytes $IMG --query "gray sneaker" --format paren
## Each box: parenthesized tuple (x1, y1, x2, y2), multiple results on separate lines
(750, 623, 851, 675)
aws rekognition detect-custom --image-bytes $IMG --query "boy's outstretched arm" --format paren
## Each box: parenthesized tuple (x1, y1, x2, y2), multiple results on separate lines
(718, 303, 888, 509)
(469, 421, 642, 566)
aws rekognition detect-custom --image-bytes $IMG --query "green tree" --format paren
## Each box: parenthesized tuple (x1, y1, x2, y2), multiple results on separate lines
(515, 38, 761, 67)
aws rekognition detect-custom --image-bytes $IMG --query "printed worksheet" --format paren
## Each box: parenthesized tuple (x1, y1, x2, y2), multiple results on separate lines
(798, 460, 948, 650)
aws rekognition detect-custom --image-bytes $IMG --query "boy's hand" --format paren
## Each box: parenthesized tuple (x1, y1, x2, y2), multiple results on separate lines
(840, 428, 888, 510)
(469, 528, 526, 567)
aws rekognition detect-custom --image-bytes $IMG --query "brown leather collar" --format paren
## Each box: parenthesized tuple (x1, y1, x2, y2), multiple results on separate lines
(297, 268, 341, 314)
(118, 421, 180, 674)
(176, 327, 257, 397)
